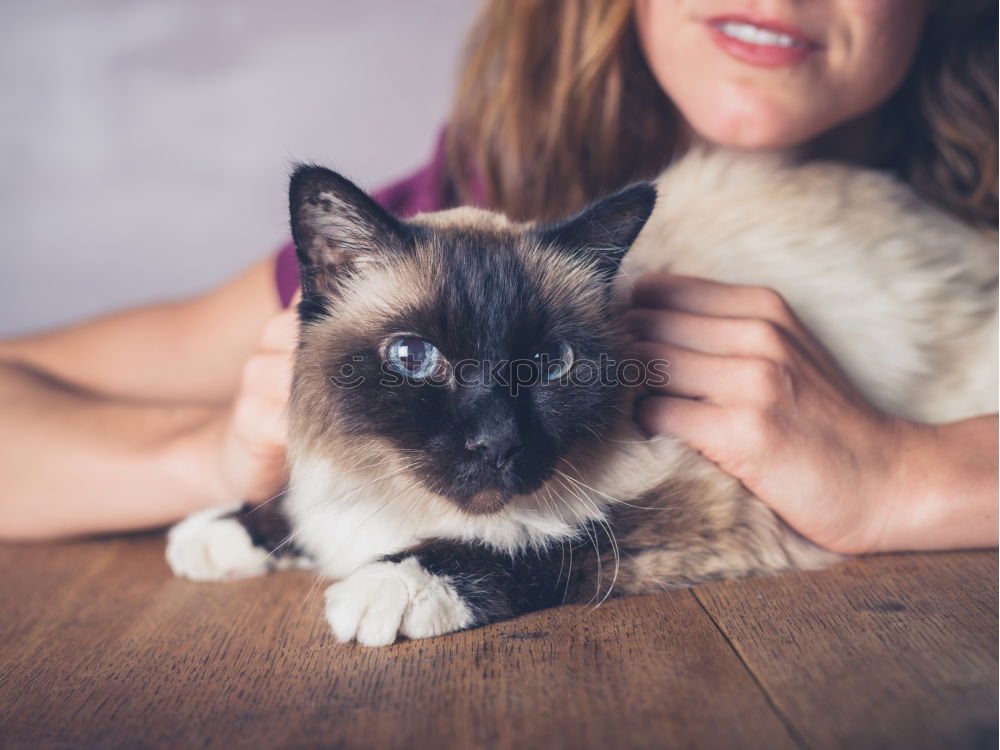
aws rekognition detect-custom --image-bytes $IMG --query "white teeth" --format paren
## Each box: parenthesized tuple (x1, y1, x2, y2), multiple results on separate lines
(716, 21, 803, 48)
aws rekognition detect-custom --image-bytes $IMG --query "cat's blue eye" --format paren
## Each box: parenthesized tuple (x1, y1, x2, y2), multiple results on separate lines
(386, 337, 441, 380)
(533, 341, 574, 382)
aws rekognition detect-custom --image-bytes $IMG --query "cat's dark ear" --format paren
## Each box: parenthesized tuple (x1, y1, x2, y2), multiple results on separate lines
(289, 164, 411, 304)
(535, 183, 657, 280)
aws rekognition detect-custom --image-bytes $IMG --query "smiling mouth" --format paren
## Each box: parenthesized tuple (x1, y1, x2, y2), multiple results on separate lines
(706, 15, 818, 68)
(712, 20, 807, 49)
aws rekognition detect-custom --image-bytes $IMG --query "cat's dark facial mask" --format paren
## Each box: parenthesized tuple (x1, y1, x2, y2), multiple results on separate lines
(289, 166, 655, 514)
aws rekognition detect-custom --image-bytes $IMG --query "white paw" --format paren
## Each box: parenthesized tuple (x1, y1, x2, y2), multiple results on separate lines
(324, 557, 475, 646)
(166, 505, 271, 581)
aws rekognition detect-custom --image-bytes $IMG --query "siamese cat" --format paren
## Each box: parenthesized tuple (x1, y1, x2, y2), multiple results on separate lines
(167, 149, 997, 646)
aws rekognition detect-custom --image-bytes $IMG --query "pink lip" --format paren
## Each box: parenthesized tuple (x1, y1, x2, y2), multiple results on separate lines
(706, 14, 819, 68)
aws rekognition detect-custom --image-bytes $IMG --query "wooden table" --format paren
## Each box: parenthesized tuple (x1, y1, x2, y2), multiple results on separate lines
(0, 535, 995, 749)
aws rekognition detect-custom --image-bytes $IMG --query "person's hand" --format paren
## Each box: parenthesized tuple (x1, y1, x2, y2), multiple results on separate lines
(625, 273, 908, 555)
(207, 299, 298, 506)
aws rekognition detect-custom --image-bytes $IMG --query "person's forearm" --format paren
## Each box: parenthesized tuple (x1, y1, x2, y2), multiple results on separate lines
(0, 257, 281, 404)
(0, 361, 230, 541)
(880, 414, 999, 552)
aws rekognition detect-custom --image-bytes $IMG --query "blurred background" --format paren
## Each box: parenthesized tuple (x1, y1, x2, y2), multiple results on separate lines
(0, 0, 479, 337)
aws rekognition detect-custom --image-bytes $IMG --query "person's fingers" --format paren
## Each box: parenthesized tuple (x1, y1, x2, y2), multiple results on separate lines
(259, 308, 299, 352)
(635, 395, 728, 457)
(240, 351, 293, 401)
(634, 341, 717, 400)
(629, 273, 841, 375)
(624, 308, 793, 361)
(634, 340, 786, 407)
(632, 273, 796, 327)
(232, 390, 289, 447)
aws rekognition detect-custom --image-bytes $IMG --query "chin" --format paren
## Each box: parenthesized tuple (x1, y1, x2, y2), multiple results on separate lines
(455, 490, 511, 516)
(686, 89, 825, 151)
(695, 115, 814, 151)
(437, 471, 551, 516)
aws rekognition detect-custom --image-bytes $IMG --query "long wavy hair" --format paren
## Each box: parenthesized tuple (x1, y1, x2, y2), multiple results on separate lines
(447, 0, 998, 226)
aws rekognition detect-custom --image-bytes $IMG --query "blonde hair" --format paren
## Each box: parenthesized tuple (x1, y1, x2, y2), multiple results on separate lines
(448, 0, 997, 226)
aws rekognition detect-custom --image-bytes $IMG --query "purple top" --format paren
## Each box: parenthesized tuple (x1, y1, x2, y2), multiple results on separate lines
(274, 131, 480, 308)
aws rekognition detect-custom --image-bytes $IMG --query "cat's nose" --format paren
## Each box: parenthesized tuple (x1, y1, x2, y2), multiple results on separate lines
(465, 432, 523, 469)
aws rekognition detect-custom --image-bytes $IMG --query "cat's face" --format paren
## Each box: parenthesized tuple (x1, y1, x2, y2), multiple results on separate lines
(288, 167, 655, 515)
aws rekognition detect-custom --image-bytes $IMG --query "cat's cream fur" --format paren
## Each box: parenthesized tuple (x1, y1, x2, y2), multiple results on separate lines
(169, 150, 997, 644)
(626, 150, 997, 424)
(285, 149, 996, 578)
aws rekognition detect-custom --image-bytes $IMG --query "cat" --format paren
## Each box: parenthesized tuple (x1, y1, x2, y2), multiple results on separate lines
(167, 149, 998, 646)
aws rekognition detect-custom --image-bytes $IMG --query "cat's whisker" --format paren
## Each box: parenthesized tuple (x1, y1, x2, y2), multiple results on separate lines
(300, 462, 423, 564)
(603, 429, 677, 446)
(602, 436, 652, 445)
(244, 486, 291, 514)
(553, 476, 607, 607)
(547, 487, 581, 605)
(555, 466, 664, 512)
(620, 548, 674, 594)
(332, 460, 418, 505)
(270, 463, 418, 562)
(392, 489, 435, 542)
(589, 407, 681, 447)
(577, 423, 608, 447)
(301, 555, 333, 609)
(556, 456, 587, 481)
(298, 490, 405, 610)
(554, 472, 619, 591)
(555, 469, 681, 511)
(294, 464, 422, 611)
(335, 456, 415, 474)
(538, 486, 569, 588)
(299, 489, 404, 610)
(275, 466, 408, 540)
(556, 473, 620, 606)
(261, 453, 416, 533)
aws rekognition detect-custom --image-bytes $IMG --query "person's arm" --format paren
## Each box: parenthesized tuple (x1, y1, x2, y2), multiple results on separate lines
(881, 414, 998, 553)
(0, 361, 226, 539)
(627, 273, 998, 555)
(0, 256, 296, 541)
(0, 258, 281, 404)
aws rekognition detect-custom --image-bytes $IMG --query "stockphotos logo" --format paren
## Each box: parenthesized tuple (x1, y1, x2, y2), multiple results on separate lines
(329, 354, 670, 394)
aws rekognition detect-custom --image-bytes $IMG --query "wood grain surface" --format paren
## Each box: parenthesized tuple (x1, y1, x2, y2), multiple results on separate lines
(0, 535, 995, 749)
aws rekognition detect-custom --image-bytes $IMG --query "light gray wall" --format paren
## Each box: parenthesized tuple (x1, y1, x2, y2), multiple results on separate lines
(0, 0, 480, 337)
